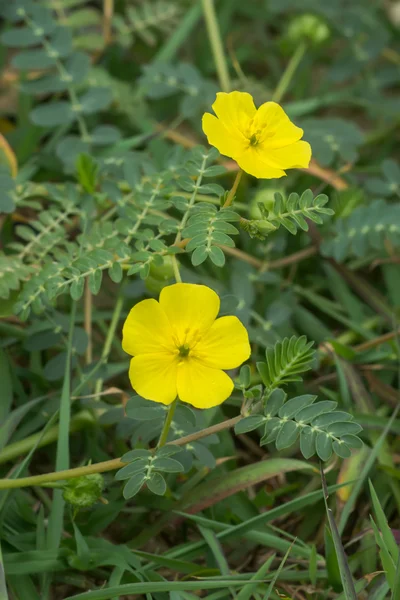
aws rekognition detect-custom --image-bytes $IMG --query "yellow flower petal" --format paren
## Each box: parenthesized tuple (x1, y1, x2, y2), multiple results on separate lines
(159, 283, 220, 347)
(236, 148, 286, 179)
(194, 316, 251, 369)
(212, 91, 256, 136)
(177, 358, 233, 408)
(122, 298, 175, 356)
(253, 101, 304, 148)
(202, 113, 246, 159)
(266, 140, 312, 169)
(129, 353, 177, 405)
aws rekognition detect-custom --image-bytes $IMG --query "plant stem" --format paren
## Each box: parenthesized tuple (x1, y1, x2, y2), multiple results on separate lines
(0, 410, 95, 466)
(157, 399, 178, 449)
(103, 0, 114, 45)
(0, 540, 7, 600)
(172, 256, 182, 283)
(94, 289, 125, 400)
(201, 0, 230, 92)
(0, 417, 241, 490)
(223, 169, 243, 208)
(46, 300, 76, 558)
(272, 42, 307, 104)
(84, 280, 92, 365)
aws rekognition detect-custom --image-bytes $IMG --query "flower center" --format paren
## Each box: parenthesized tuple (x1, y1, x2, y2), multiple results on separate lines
(249, 133, 258, 146)
(178, 344, 190, 357)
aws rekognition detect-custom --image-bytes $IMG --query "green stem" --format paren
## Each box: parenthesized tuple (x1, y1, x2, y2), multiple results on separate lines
(46, 300, 76, 554)
(0, 417, 241, 490)
(94, 289, 125, 399)
(201, 0, 230, 92)
(0, 410, 95, 466)
(272, 42, 307, 103)
(157, 399, 178, 449)
(172, 256, 182, 283)
(223, 169, 243, 208)
(0, 540, 8, 600)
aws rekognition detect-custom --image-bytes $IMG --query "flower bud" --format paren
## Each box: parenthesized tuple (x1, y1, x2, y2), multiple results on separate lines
(286, 14, 330, 46)
(250, 187, 284, 220)
(63, 473, 104, 508)
(149, 255, 176, 282)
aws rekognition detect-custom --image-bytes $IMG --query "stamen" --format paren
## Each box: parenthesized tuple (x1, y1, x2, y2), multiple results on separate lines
(178, 344, 190, 357)
(249, 133, 258, 146)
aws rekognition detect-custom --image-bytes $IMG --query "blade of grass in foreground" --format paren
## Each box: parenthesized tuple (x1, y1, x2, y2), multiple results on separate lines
(236, 553, 276, 600)
(321, 465, 357, 600)
(262, 545, 293, 600)
(0, 541, 9, 600)
(44, 301, 77, 598)
(392, 556, 400, 600)
(63, 579, 270, 600)
(338, 405, 400, 534)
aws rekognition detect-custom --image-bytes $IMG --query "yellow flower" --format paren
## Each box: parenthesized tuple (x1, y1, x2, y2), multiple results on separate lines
(122, 283, 250, 409)
(202, 91, 311, 179)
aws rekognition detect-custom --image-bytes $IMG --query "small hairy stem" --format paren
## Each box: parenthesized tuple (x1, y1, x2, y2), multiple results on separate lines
(157, 398, 178, 449)
(172, 256, 182, 283)
(223, 170, 243, 208)
(272, 42, 307, 103)
(201, 0, 230, 92)
(94, 290, 125, 400)
(103, 0, 114, 45)
(0, 410, 95, 467)
(84, 281, 93, 365)
(0, 416, 241, 490)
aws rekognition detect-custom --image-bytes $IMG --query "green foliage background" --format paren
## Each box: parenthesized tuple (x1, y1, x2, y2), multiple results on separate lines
(0, 0, 399, 599)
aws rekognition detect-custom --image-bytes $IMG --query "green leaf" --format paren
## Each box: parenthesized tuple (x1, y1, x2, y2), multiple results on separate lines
(147, 472, 167, 495)
(332, 441, 351, 459)
(257, 336, 315, 391)
(152, 457, 185, 473)
(276, 420, 300, 450)
(30, 102, 75, 127)
(156, 445, 182, 458)
(265, 190, 333, 235)
(264, 388, 286, 416)
(121, 449, 151, 462)
(278, 394, 316, 419)
(125, 395, 166, 421)
(341, 434, 363, 449)
(209, 246, 225, 267)
(123, 472, 146, 499)
(12, 49, 58, 70)
(108, 262, 123, 283)
(296, 401, 338, 423)
(2, 27, 40, 47)
(70, 278, 85, 301)
(79, 87, 113, 114)
(88, 270, 102, 295)
(115, 460, 149, 481)
(312, 411, 353, 427)
(326, 422, 362, 436)
(191, 245, 208, 266)
(300, 426, 316, 459)
(316, 432, 333, 461)
(234, 415, 266, 434)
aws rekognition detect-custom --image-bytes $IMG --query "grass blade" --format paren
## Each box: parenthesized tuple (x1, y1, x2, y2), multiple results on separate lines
(321, 464, 357, 599)
(338, 405, 400, 534)
(237, 554, 275, 600)
(0, 541, 8, 600)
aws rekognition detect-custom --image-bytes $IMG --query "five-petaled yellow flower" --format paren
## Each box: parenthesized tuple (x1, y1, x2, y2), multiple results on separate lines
(122, 283, 250, 409)
(202, 91, 311, 179)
